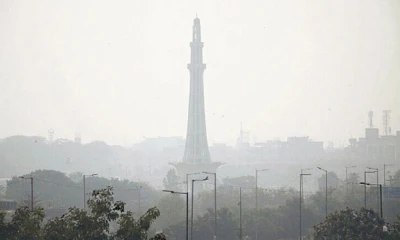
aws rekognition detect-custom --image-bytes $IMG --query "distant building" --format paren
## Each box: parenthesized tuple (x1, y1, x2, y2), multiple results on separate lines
(133, 137, 185, 152)
(348, 128, 400, 163)
(252, 137, 323, 162)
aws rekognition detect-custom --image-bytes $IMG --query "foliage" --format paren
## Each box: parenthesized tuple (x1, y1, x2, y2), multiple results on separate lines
(4, 206, 45, 240)
(193, 208, 237, 240)
(163, 169, 180, 191)
(314, 208, 388, 240)
(1, 186, 164, 240)
(115, 207, 162, 239)
(5, 170, 160, 212)
(222, 176, 255, 189)
(153, 194, 185, 230)
(317, 171, 339, 190)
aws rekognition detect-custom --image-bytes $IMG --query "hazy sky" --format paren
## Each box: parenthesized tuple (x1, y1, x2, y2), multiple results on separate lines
(0, 0, 399, 146)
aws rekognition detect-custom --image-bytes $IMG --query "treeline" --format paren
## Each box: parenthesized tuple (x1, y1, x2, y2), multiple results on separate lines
(4, 170, 159, 216)
(0, 187, 165, 240)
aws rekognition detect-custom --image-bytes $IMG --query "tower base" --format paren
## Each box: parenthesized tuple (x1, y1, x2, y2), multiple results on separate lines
(169, 161, 224, 178)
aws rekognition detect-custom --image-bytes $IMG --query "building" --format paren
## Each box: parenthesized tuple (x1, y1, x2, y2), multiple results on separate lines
(348, 128, 400, 163)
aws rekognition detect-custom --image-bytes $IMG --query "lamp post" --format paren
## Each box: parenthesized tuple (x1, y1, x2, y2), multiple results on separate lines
(191, 176, 208, 240)
(19, 176, 34, 211)
(203, 171, 217, 240)
(345, 166, 356, 197)
(186, 172, 202, 192)
(163, 190, 189, 240)
(83, 173, 98, 209)
(138, 185, 142, 215)
(255, 168, 268, 240)
(367, 167, 379, 212)
(360, 182, 383, 218)
(301, 168, 312, 201)
(317, 167, 328, 218)
(300, 173, 311, 240)
(239, 187, 242, 240)
(364, 171, 376, 208)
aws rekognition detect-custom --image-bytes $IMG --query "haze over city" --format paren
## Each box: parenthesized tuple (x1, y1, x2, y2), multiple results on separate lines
(1, 0, 399, 146)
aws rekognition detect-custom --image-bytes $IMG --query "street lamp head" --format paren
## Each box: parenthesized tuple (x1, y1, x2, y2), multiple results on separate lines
(163, 190, 175, 193)
(347, 165, 356, 168)
(19, 176, 25, 179)
(301, 173, 312, 176)
(367, 167, 378, 170)
(187, 172, 202, 176)
(317, 167, 327, 172)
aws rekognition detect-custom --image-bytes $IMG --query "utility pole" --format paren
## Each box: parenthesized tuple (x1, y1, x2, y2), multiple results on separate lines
(83, 174, 98, 210)
(255, 169, 267, 240)
(203, 172, 217, 240)
(19, 176, 34, 211)
(300, 173, 311, 240)
(317, 167, 328, 218)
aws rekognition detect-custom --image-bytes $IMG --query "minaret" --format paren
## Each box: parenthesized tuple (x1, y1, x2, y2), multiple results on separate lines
(182, 17, 211, 164)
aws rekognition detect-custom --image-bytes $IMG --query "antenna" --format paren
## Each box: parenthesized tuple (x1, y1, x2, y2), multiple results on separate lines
(48, 129, 54, 143)
(382, 110, 391, 136)
(75, 132, 82, 144)
(368, 111, 373, 128)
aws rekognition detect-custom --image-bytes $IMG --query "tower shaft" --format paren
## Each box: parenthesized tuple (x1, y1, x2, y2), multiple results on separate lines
(182, 18, 211, 164)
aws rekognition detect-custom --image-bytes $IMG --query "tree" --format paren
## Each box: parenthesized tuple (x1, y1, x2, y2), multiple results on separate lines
(163, 169, 180, 191)
(43, 186, 124, 240)
(5, 206, 45, 240)
(153, 194, 185, 230)
(193, 208, 237, 240)
(317, 171, 339, 190)
(115, 207, 165, 240)
(314, 208, 388, 240)
(42, 186, 165, 240)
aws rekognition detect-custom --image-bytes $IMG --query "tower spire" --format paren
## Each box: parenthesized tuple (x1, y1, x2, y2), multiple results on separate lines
(182, 17, 211, 164)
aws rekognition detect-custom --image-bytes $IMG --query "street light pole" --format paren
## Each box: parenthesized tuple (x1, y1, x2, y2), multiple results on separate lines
(367, 167, 379, 213)
(186, 172, 202, 192)
(19, 176, 34, 210)
(317, 167, 328, 218)
(300, 173, 311, 240)
(83, 173, 98, 210)
(163, 190, 189, 240)
(203, 171, 217, 240)
(138, 185, 142, 215)
(239, 187, 242, 240)
(360, 182, 383, 218)
(364, 171, 376, 209)
(255, 168, 267, 240)
(191, 176, 208, 240)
